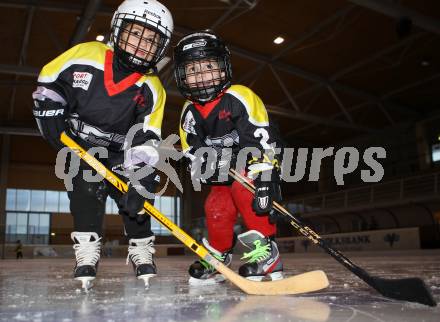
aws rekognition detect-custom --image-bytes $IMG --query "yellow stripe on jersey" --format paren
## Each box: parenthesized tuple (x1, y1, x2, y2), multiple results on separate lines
(179, 101, 193, 153)
(38, 41, 109, 83)
(143, 76, 166, 138)
(226, 84, 269, 127)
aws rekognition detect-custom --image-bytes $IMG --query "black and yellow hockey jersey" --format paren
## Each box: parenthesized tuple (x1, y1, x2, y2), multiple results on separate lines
(33, 41, 165, 151)
(179, 84, 281, 183)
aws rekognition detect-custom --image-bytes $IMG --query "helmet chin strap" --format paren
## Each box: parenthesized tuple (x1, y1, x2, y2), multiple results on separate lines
(129, 55, 151, 69)
(190, 86, 218, 104)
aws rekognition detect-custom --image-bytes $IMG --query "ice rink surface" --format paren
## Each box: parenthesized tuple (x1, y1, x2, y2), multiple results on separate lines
(1, 250, 439, 322)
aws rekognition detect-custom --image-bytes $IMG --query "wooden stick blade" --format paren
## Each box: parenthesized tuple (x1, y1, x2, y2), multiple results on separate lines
(214, 259, 329, 295)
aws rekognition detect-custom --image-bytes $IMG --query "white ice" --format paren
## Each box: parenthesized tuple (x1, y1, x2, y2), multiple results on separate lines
(1, 250, 439, 322)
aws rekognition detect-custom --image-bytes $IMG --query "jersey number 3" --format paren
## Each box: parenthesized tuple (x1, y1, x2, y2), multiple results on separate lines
(254, 128, 271, 149)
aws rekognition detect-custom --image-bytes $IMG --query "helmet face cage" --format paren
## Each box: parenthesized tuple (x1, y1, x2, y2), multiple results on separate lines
(111, 12, 170, 73)
(174, 33, 232, 104)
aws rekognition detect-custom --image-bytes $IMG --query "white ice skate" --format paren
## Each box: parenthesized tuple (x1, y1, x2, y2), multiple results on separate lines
(71, 232, 101, 292)
(127, 236, 157, 289)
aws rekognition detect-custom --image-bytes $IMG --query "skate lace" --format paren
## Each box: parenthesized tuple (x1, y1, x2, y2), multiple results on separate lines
(241, 240, 270, 263)
(126, 242, 155, 266)
(73, 238, 101, 266)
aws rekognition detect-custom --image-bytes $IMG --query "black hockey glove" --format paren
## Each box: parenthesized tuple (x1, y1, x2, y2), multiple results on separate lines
(33, 98, 67, 151)
(252, 180, 282, 223)
(118, 184, 147, 224)
(248, 155, 282, 223)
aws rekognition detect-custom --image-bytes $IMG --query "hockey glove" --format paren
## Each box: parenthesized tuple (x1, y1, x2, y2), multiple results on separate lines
(248, 157, 282, 223)
(32, 97, 67, 151)
(123, 141, 159, 170)
(252, 181, 282, 221)
(118, 184, 147, 224)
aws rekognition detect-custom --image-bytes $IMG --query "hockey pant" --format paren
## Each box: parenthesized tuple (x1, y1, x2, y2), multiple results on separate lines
(67, 147, 157, 239)
(205, 182, 277, 252)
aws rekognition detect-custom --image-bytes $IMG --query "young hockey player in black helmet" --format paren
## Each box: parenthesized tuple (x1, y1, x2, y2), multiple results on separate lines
(174, 31, 284, 285)
(32, 0, 173, 290)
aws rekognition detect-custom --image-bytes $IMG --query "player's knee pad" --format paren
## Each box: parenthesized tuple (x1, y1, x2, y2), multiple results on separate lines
(204, 186, 237, 224)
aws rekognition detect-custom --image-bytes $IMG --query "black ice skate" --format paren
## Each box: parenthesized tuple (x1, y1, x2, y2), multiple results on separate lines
(127, 236, 157, 288)
(238, 230, 283, 281)
(188, 238, 232, 286)
(71, 232, 101, 291)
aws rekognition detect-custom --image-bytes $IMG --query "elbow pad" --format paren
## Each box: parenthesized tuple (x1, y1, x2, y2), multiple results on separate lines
(33, 99, 67, 151)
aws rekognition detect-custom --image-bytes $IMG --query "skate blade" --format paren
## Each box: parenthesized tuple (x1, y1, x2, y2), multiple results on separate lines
(188, 274, 226, 286)
(137, 274, 156, 289)
(75, 276, 95, 291)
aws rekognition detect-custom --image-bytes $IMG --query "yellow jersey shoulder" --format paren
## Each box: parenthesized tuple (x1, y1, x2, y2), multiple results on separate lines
(180, 100, 193, 116)
(38, 41, 110, 82)
(226, 84, 269, 127)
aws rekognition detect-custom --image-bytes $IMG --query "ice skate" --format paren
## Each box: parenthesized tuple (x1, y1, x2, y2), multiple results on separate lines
(238, 230, 283, 281)
(71, 232, 101, 291)
(127, 236, 157, 288)
(188, 238, 232, 286)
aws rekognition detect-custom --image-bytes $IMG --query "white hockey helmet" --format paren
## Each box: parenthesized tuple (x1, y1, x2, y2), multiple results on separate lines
(110, 0, 174, 73)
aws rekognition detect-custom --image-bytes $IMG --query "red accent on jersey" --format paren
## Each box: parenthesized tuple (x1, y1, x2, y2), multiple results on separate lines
(218, 109, 231, 121)
(193, 92, 225, 119)
(104, 50, 142, 96)
(133, 91, 146, 107)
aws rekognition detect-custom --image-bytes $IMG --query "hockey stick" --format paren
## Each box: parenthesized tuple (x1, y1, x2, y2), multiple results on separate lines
(229, 168, 437, 306)
(60, 132, 329, 295)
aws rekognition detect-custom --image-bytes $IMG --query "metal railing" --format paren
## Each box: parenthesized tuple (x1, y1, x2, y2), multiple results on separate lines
(287, 172, 440, 215)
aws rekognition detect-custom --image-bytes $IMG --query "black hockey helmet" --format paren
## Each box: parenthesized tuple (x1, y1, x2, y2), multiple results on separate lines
(173, 31, 232, 104)
(110, 0, 173, 73)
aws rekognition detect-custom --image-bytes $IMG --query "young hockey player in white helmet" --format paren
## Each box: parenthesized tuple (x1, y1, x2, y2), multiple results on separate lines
(174, 31, 284, 285)
(32, 0, 173, 290)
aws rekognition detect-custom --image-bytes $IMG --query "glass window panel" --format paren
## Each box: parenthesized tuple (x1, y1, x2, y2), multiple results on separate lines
(45, 191, 59, 212)
(111, 199, 118, 214)
(161, 197, 173, 220)
(6, 213, 17, 234)
(432, 143, 440, 162)
(28, 213, 40, 235)
(16, 213, 28, 234)
(59, 192, 70, 213)
(30, 190, 45, 212)
(16, 190, 30, 211)
(176, 197, 180, 225)
(6, 189, 16, 211)
(39, 214, 50, 234)
(151, 219, 161, 234)
(106, 199, 113, 214)
(154, 196, 161, 211)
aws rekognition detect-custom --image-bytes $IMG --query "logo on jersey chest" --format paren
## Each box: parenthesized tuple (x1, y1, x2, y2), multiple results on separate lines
(133, 91, 146, 107)
(219, 109, 231, 121)
(73, 72, 93, 91)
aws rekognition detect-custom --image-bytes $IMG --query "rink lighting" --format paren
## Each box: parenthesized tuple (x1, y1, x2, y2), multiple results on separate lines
(96, 34, 105, 42)
(273, 36, 284, 45)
